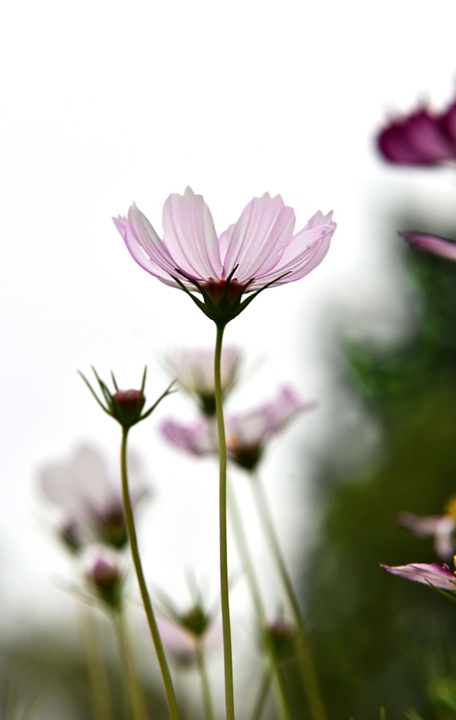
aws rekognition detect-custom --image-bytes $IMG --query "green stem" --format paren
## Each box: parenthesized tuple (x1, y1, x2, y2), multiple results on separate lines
(251, 474, 327, 720)
(195, 637, 216, 720)
(250, 672, 270, 720)
(227, 482, 291, 720)
(120, 429, 180, 720)
(113, 608, 148, 720)
(214, 323, 235, 720)
(78, 602, 113, 720)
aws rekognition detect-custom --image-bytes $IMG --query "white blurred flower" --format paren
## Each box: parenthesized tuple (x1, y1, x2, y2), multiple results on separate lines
(39, 444, 150, 551)
(166, 346, 241, 415)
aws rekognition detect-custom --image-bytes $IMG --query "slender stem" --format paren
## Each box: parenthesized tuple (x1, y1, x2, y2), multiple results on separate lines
(195, 637, 216, 720)
(214, 323, 235, 720)
(251, 474, 327, 720)
(77, 602, 113, 720)
(227, 482, 292, 720)
(113, 608, 148, 720)
(120, 429, 180, 720)
(250, 673, 270, 720)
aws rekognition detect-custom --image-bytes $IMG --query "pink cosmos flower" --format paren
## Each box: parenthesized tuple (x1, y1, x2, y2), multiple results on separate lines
(114, 188, 336, 325)
(380, 562, 456, 591)
(225, 387, 316, 471)
(39, 445, 150, 551)
(377, 96, 456, 165)
(403, 232, 456, 261)
(160, 387, 315, 471)
(166, 346, 242, 415)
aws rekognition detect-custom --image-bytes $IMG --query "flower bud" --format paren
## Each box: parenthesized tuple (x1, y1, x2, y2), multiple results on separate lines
(86, 550, 123, 609)
(263, 618, 298, 663)
(112, 389, 145, 425)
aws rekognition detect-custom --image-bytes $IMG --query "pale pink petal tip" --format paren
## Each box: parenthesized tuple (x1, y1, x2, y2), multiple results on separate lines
(380, 562, 456, 590)
(403, 232, 456, 262)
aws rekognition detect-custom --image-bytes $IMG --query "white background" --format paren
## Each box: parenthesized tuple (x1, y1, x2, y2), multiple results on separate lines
(1, 0, 456, 674)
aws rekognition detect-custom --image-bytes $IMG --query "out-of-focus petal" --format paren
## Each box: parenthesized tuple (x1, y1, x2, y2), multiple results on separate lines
(403, 232, 456, 262)
(381, 562, 456, 590)
(398, 511, 456, 560)
(160, 417, 216, 456)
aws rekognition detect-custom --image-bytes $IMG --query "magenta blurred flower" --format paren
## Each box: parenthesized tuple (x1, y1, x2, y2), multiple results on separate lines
(39, 445, 150, 551)
(114, 188, 336, 325)
(403, 232, 456, 261)
(160, 387, 315, 471)
(380, 562, 456, 590)
(398, 507, 456, 560)
(166, 346, 242, 415)
(225, 387, 315, 471)
(377, 96, 456, 165)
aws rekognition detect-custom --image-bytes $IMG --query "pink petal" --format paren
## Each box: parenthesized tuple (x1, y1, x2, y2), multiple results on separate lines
(256, 212, 335, 287)
(162, 187, 222, 280)
(219, 194, 295, 282)
(114, 207, 182, 288)
(160, 418, 216, 456)
(381, 562, 456, 590)
(403, 232, 456, 261)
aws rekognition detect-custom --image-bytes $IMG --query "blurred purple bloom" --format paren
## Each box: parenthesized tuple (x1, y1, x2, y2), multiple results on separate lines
(403, 232, 456, 261)
(380, 562, 456, 590)
(114, 188, 335, 323)
(225, 387, 315, 471)
(377, 97, 456, 165)
(39, 445, 150, 551)
(398, 510, 456, 560)
(160, 417, 216, 457)
(160, 387, 315, 471)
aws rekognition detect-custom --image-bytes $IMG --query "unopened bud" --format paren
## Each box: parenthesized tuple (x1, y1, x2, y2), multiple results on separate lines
(112, 389, 145, 421)
(263, 618, 298, 663)
(86, 551, 123, 609)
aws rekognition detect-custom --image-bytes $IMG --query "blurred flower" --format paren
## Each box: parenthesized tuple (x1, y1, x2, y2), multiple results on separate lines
(160, 417, 216, 457)
(226, 387, 316, 471)
(377, 96, 456, 165)
(403, 231, 456, 261)
(114, 187, 336, 325)
(160, 387, 315, 472)
(167, 346, 241, 415)
(84, 546, 124, 610)
(39, 445, 150, 551)
(398, 497, 456, 560)
(380, 562, 456, 591)
(156, 596, 219, 667)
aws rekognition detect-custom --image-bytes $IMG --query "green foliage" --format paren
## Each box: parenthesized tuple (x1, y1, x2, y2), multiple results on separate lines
(305, 245, 456, 720)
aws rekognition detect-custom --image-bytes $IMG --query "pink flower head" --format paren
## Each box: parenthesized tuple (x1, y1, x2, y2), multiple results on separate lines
(160, 387, 315, 470)
(377, 96, 456, 166)
(39, 445, 150, 551)
(380, 562, 456, 591)
(166, 346, 242, 415)
(114, 188, 336, 326)
(403, 232, 456, 262)
(225, 387, 315, 471)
